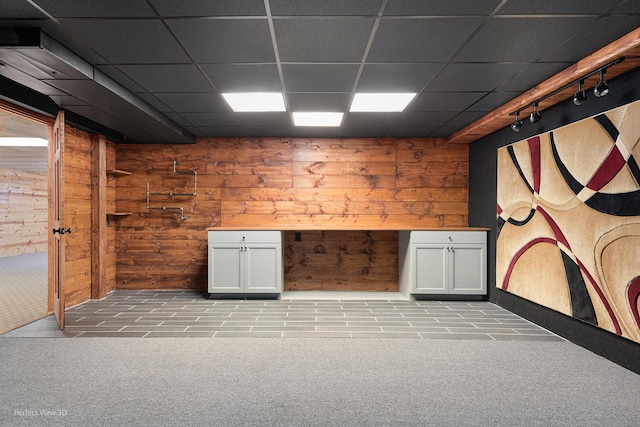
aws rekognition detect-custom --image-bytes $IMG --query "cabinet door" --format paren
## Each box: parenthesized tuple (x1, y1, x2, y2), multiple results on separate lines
(245, 244, 281, 293)
(413, 245, 448, 293)
(449, 244, 486, 295)
(208, 244, 243, 293)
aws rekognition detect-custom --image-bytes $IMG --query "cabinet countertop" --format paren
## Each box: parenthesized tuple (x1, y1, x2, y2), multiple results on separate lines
(206, 227, 490, 232)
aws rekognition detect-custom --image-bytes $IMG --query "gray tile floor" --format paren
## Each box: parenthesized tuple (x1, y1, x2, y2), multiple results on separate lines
(2, 290, 564, 341)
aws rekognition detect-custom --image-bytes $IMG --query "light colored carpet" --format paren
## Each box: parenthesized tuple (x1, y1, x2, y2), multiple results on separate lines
(0, 252, 48, 334)
(0, 338, 638, 426)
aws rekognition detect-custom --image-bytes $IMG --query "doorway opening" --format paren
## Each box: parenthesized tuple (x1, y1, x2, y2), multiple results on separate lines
(0, 107, 50, 334)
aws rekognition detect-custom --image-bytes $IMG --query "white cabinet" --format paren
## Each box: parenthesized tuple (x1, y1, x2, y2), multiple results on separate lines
(208, 231, 283, 295)
(399, 231, 487, 297)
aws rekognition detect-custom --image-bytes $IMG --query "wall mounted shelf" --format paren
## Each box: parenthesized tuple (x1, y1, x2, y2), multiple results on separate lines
(106, 168, 132, 221)
(107, 212, 133, 224)
(106, 169, 132, 176)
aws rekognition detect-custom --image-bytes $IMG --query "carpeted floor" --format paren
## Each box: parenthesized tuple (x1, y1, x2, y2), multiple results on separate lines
(0, 337, 639, 426)
(0, 252, 48, 334)
(1, 268, 638, 425)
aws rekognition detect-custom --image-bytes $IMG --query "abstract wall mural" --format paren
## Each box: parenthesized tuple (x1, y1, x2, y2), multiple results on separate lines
(497, 99, 640, 344)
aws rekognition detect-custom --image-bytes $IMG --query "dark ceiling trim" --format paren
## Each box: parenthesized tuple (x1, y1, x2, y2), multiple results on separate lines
(0, 27, 196, 144)
(63, 108, 125, 142)
(0, 74, 57, 118)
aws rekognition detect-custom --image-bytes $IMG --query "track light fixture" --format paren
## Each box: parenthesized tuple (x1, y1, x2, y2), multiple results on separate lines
(594, 69, 609, 98)
(529, 102, 541, 123)
(505, 58, 624, 133)
(573, 79, 587, 105)
(511, 111, 523, 132)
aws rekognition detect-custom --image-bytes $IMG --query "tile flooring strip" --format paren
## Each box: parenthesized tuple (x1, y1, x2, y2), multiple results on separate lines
(2, 290, 563, 341)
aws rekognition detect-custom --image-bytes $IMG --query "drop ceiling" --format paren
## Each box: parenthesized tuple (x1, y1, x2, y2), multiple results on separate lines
(0, 0, 639, 142)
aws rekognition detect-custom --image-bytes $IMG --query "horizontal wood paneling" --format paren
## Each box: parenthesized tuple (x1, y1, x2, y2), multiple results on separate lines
(220, 214, 466, 229)
(0, 146, 48, 175)
(292, 139, 395, 162)
(0, 167, 48, 257)
(292, 161, 396, 176)
(284, 230, 398, 291)
(115, 138, 468, 291)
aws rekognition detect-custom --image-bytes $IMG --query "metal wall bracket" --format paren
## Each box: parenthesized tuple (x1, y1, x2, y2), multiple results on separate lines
(146, 161, 197, 220)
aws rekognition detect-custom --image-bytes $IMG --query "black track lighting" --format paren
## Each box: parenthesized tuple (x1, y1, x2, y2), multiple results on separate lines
(594, 69, 609, 98)
(573, 79, 587, 105)
(505, 58, 624, 133)
(511, 111, 523, 132)
(529, 102, 541, 123)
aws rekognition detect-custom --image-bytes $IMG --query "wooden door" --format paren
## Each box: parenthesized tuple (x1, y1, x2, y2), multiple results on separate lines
(51, 111, 65, 329)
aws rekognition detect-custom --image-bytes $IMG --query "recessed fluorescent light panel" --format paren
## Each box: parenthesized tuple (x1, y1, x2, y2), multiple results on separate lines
(293, 112, 343, 127)
(0, 137, 48, 147)
(221, 92, 286, 112)
(349, 93, 417, 112)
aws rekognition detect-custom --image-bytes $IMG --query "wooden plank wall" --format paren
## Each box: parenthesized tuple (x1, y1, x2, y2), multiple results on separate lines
(105, 140, 117, 295)
(114, 138, 468, 291)
(63, 126, 93, 307)
(0, 166, 47, 257)
(285, 230, 399, 291)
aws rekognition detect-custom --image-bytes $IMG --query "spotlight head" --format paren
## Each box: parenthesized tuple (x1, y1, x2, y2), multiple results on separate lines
(573, 79, 587, 105)
(529, 102, 540, 123)
(511, 112, 522, 132)
(529, 112, 540, 123)
(594, 80, 609, 98)
(594, 69, 609, 98)
(573, 89, 587, 105)
(511, 120, 522, 131)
